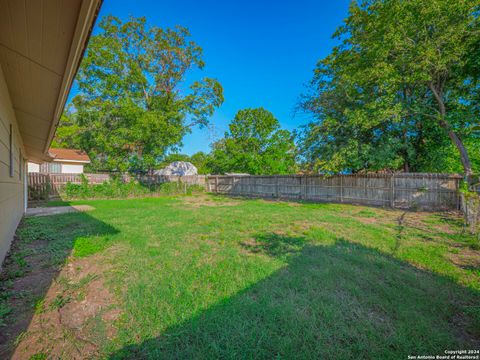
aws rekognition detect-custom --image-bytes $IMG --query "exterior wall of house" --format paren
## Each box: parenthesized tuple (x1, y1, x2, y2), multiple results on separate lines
(28, 162, 40, 173)
(0, 65, 26, 266)
(60, 163, 84, 174)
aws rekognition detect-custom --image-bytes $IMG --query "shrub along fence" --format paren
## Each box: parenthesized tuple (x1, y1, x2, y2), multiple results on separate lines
(207, 173, 462, 211)
(28, 173, 206, 200)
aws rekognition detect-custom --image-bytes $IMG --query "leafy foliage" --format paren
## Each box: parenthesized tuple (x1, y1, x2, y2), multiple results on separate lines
(55, 16, 223, 172)
(208, 108, 297, 175)
(62, 176, 204, 200)
(0, 298, 12, 327)
(299, 0, 480, 175)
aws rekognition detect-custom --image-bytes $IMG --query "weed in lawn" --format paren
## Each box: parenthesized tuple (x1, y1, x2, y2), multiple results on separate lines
(34, 298, 46, 315)
(241, 233, 306, 258)
(12, 253, 28, 269)
(356, 208, 377, 217)
(49, 294, 72, 310)
(0, 301, 12, 327)
(29, 353, 48, 360)
(57, 273, 99, 292)
(5, 268, 26, 280)
(57, 273, 99, 303)
(73, 235, 113, 257)
(13, 331, 27, 347)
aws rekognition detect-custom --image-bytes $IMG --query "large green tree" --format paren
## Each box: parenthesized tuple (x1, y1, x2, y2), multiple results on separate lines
(299, 0, 479, 176)
(208, 108, 296, 175)
(50, 108, 81, 149)
(57, 16, 223, 172)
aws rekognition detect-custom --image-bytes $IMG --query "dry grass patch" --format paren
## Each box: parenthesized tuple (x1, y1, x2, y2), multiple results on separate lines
(179, 194, 241, 208)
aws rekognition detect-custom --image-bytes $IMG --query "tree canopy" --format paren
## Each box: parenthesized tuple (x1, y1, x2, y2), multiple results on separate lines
(55, 16, 223, 172)
(208, 108, 296, 175)
(53, 5, 480, 177)
(299, 0, 480, 176)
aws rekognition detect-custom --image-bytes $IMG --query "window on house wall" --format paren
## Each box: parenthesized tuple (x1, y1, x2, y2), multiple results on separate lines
(49, 163, 62, 173)
(40, 162, 62, 173)
(9, 124, 13, 177)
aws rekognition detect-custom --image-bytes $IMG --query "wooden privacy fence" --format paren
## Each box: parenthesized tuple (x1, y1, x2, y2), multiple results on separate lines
(207, 173, 462, 210)
(28, 173, 50, 200)
(28, 173, 206, 200)
(29, 172, 461, 210)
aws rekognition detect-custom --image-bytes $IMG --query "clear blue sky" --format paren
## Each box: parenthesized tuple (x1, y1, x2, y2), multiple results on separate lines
(76, 0, 352, 155)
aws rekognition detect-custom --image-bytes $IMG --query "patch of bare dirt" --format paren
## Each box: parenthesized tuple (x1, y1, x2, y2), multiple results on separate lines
(448, 249, 480, 272)
(356, 217, 379, 225)
(363, 209, 462, 238)
(256, 198, 302, 206)
(1, 250, 121, 360)
(403, 211, 461, 235)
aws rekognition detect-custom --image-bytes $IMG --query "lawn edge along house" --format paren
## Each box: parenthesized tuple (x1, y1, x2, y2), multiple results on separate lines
(0, 0, 103, 266)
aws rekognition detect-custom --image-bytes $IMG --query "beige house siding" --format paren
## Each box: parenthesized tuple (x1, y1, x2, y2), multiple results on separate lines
(0, 0, 103, 267)
(0, 64, 26, 266)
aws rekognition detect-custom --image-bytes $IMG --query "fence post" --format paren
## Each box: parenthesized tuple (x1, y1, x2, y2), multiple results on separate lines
(340, 175, 343, 203)
(298, 176, 302, 200)
(275, 176, 279, 198)
(215, 176, 218, 193)
(390, 174, 395, 208)
(303, 175, 308, 200)
(47, 174, 52, 199)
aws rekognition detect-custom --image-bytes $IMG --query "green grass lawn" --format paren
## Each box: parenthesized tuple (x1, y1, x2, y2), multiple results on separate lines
(1, 194, 479, 359)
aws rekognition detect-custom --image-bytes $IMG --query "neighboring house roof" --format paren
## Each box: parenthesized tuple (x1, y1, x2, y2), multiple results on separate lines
(49, 148, 90, 163)
(0, 0, 103, 162)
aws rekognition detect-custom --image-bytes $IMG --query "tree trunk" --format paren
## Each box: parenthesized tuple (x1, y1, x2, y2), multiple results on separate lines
(429, 83, 473, 178)
(444, 125, 473, 176)
(402, 86, 410, 173)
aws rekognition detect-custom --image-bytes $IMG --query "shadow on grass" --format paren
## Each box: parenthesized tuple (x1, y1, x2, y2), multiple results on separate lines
(0, 211, 118, 358)
(110, 234, 480, 360)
